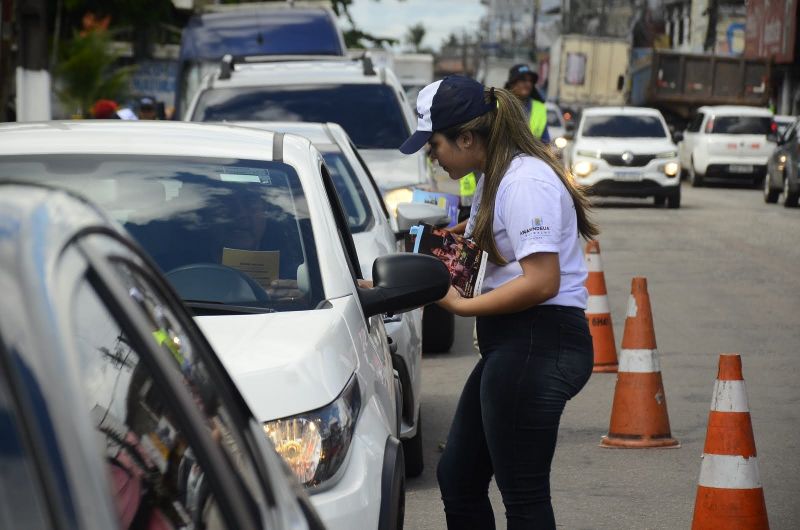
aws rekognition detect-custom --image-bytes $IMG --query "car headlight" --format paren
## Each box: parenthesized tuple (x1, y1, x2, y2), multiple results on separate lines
(576, 149, 601, 158)
(656, 151, 678, 159)
(384, 187, 414, 217)
(264, 375, 361, 488)
(573, 160, 594, 177)
(554, 137, 568, 150)
(663, 161, 680, 176)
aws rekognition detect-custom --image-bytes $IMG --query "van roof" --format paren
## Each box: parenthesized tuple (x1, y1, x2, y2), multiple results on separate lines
(697, 105, 773, 117)
(180, 6, 345, 60)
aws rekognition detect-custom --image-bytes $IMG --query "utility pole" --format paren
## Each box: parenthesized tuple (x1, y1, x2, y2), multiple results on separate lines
(16, 0, 51, 121)
(532, 0, 538, 60)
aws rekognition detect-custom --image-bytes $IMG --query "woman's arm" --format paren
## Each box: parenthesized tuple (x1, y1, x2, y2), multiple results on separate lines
(449, 219, 468, 235)
(436, 252, 560, 317)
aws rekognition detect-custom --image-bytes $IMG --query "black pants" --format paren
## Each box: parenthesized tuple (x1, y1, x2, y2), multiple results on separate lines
(437, 305, 593, 530)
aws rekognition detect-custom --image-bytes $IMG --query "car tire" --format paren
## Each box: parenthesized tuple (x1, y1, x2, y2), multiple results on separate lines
(402, 411, 424, 478)
(653, 195, 666, 207)
(422, 305, 454, 353)
(764, 173, 780, 203)
(782, 175, 799, 208)
(689, 158, 704, 187)
(379, 438, 406, 530)
(666, 186, 681, 209)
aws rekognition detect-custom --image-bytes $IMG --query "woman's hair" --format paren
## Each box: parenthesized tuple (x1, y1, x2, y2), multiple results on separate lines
(440, 87, 598, 264)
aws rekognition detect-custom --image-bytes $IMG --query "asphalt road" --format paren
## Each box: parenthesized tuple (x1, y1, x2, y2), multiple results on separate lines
(406, 181, 800, 529)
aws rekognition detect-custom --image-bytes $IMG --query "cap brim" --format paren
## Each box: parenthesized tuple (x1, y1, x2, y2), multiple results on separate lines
(399, 130, 432, 154)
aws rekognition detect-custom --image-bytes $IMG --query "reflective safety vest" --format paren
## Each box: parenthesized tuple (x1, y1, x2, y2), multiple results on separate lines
(460, 98, 548, 203)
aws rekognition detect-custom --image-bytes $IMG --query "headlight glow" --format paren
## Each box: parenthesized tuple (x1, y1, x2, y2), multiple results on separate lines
(656, 151, 678, 159)
(554, 137, 568, 150)
(264, 375, 361, 488)
(664, 162, 680, 176)
(576, 149, 601, 158)
(573, 161, 594, 177)
(384, 187, 414, 217)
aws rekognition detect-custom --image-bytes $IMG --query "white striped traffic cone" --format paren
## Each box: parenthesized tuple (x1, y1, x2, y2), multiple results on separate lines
(584, 240, 618, 372)
(692, 354, 769, 529)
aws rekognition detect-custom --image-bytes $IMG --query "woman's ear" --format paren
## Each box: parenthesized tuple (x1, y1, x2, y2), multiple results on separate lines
(456, 131, 474, 150)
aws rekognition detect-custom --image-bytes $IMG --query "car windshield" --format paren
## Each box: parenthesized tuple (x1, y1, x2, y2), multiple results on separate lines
(192, 84, 410, 149)
(581, 115, 667, 138)
(0, 155, 324, 313)
(711, 116, 772, 135)
(321, 150, 373, 233)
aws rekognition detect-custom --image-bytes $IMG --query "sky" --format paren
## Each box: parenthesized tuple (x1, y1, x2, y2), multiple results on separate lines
(344, 0, 487, 52)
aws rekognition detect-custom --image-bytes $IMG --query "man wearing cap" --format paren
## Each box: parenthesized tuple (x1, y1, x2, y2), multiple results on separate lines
(458, 64, 550, 225)
(137, 96, 159, 120)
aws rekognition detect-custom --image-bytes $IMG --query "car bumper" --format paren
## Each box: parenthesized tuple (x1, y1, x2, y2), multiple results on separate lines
(574, 167, 680, 197)
(704, 163, 767, 179)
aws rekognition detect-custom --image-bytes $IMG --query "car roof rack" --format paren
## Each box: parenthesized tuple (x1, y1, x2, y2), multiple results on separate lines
(218, 53, 381, 81)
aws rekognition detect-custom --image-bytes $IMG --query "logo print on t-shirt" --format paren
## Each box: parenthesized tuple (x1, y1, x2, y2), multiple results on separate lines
(520, 217, 551, 241)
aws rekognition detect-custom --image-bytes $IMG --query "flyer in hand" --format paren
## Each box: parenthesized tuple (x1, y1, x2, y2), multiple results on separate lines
(405, 224, 488, 298)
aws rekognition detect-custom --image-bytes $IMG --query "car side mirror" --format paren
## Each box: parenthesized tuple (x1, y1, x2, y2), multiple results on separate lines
(358, 254, 450, 317)
(394, 202, 451, 240)
(672, 131, 683, 143)
(563, 130, 575, 141)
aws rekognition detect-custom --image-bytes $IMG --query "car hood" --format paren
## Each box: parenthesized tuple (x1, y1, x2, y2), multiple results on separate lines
(575, 138, 676, 154)
(195, 300, 356, 422)
(359, 149, 427, 191)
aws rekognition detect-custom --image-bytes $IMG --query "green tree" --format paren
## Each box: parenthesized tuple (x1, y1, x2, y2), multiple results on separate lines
(56, 29, 136, 117)
(405, 23, 426, 53)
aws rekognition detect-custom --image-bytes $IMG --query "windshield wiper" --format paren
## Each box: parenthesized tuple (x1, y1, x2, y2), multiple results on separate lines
(182, 300, 275, 314)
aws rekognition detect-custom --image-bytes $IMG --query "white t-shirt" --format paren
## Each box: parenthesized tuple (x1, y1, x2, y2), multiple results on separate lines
(465, 155, 588, 309)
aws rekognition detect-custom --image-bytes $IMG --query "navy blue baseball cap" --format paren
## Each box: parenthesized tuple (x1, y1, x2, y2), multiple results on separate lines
(399, 75, 494, 154)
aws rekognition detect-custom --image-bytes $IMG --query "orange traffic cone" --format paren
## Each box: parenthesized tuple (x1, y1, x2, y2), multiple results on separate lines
(600, 277, 679, 448)
(584, 241, 618, 373)
(691, 354, 769, 529)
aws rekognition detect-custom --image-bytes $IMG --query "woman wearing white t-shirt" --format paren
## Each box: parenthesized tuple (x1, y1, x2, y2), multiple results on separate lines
(400, 76, 598, 530)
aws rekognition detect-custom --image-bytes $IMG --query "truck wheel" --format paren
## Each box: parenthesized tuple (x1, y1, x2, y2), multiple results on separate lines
(402, 411, 424, 478)
(782, 176, 799, 208)
(666, 186, 681, 209)
(422, 305, 454, 353)
(764, 173, 780, 203)
(689, 158, 704, 187)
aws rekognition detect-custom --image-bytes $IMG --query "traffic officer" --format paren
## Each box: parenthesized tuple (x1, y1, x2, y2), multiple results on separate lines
(458, 64, 550, 225)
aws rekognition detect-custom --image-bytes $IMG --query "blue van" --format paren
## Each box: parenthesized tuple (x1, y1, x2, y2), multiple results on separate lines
(175, 4, 346, 119)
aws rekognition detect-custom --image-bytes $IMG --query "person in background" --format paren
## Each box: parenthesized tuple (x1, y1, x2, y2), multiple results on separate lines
(91, 99, 120, 119)
(137, 97, 159, 120)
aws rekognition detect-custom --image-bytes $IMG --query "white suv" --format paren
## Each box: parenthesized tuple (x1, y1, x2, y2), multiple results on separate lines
(567, 106, 682, 208)
(186, 56, 436, 221)
(678, 105, 777, 187)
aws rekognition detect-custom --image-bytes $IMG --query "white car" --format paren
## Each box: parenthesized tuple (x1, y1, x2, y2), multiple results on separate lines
(185, 55, 437, 221)
(678, 105, 777, 187)
(567, 106, 682, 208)
(546, 101, 569, 150)
(0, 121, 450, 530)
(229, 120, 436, 476)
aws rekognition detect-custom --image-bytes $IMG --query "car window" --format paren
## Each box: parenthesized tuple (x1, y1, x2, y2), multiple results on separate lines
(349, 141, 390, 220)
(710, 116, 772, 135)
(321, 150, 374, 233)
(0, 367, 50, 529)
(192, 84, 410, 149)
(581, 115, 667, 138)
(0, 154, 324, 314)
(71, 275, 241, 529)
(686, 113, 704, 132)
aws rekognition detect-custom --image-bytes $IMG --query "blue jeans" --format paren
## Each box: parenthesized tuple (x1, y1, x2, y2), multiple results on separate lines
(437, 305, 593, 530)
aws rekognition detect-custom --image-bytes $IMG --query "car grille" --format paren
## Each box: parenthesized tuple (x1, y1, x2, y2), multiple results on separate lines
(601, 153, 655, 167)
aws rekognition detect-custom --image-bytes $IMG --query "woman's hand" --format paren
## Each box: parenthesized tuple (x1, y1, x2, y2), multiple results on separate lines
(436, 286, 466, 315)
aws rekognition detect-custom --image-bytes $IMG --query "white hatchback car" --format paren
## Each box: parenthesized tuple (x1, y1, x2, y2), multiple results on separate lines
(229, 120, 446, 476)
(185, 56, 437, 220)
(567, 106, 682, 207)
(678, 105, 777, 187)
(0, 121, 450, 530)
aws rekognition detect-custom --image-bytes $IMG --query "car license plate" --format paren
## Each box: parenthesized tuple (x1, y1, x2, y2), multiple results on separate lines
(729, 164, 753, 173)
(613, 172, 642, 182)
